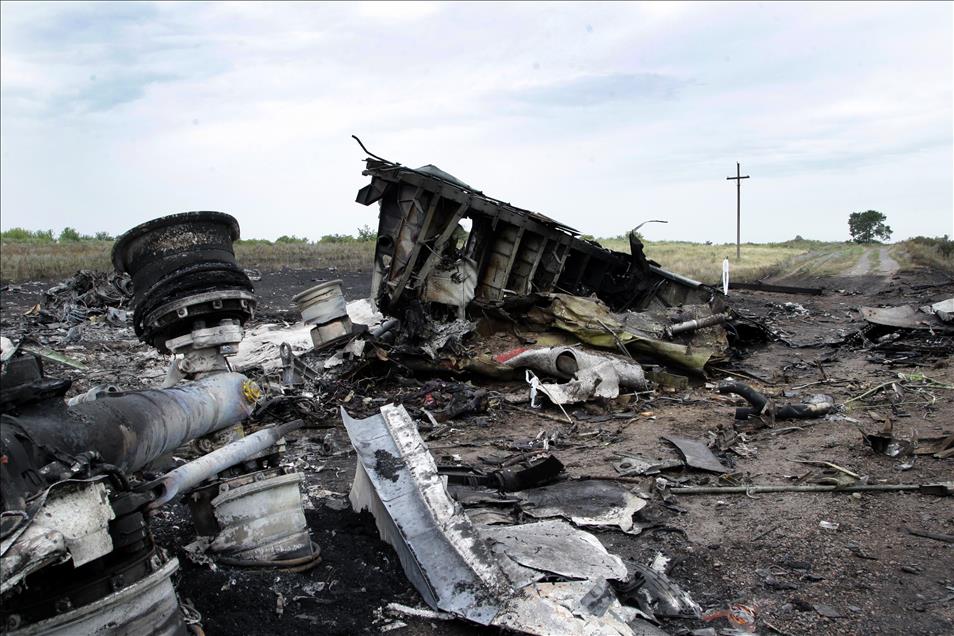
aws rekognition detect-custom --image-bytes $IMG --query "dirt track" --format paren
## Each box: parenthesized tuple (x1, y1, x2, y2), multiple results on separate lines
(1, 258, 952, 635)
(848, 246, 901, 278)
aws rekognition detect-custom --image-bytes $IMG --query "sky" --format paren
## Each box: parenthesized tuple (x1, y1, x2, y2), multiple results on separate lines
(1, 1, 952, 244)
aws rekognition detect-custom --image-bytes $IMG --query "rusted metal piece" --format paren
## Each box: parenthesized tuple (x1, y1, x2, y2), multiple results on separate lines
(356, 157, 713, 315)
(666, 313, 730, 338)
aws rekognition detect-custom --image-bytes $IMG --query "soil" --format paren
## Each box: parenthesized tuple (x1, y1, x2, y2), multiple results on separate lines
(2, 255, 952, 635)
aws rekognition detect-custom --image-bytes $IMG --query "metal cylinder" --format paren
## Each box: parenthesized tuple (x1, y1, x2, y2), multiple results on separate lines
(11, 373, 260, 474)
(666, 313, 730, 338)
(151, 419, 304, 508)
(292, 280, 348, 326)
(203, 471, 314, 562)
(294, 280, 353, 347)
(111, 211, 255, 351)
(7, 558, 186, 636)
(310, 319, 353, 347)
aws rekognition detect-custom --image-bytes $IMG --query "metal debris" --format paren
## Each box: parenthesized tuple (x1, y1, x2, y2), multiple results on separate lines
(501, 346, 647, 404)
(615, 553, 702, 621)
(513, 480, 648, 534)
(860, 301, 954, 332)
(662, 436, 729, 473)
(356, 152, 713, 317)
(342, 403, 652, 635)
(480, 520, 628, 582)
(719, 381, 835, 422)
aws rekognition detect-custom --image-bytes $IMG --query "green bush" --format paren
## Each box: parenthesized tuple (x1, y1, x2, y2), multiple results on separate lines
(235, 238, 274, 246)
(318, 233, 356, 244)
(1, 228, 55, 242)
(58, 227, 82, 242)
(356, 225, 377, 241)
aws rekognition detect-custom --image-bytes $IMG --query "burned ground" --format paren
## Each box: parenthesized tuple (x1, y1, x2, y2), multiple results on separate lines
(1, 260, 952, 635)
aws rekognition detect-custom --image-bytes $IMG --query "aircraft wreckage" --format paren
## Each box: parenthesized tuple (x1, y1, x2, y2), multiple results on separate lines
(9, 151, 943, 635)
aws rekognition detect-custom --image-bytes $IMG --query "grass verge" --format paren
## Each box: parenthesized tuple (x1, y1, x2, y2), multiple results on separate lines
(895, 237, 954, 275)
(598, 239, 827, 283)
(0, 240, 375, 282)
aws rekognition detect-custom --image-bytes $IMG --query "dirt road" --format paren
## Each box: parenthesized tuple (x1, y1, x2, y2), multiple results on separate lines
(771, 244, 905, 292)
(848, 245, 901, 277)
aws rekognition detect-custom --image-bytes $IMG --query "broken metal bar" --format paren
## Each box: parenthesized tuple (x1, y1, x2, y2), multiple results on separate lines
(413, 198, 471, 286)
(670, 482, 952, 496)
(19, 344, 87, 370)
(501, 226, 526, 291)
(524, 236, 549, 294)
(390, 192, 441, 304)
(666, 313, 730, 338)
(596, 319, 636, 360)
(149, 419, 305, 508)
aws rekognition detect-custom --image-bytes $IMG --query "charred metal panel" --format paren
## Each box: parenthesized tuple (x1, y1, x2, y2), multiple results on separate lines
(356, 157, 713, 313)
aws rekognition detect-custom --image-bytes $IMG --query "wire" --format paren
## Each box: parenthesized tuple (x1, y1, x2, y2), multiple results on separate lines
(351, 135, 388, 162)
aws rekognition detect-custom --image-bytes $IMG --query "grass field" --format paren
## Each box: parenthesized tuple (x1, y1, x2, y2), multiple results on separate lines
(2, 235, 950, 283)
(598, 238, 836, 283)
(896, 237, 954, 274)
(0, 240, 375, 282)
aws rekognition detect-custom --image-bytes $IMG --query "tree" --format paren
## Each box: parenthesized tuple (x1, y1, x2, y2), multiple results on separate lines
(356, 225, 376, 241)
(58, 227, 81, 242)
(848, 210, 892, 244)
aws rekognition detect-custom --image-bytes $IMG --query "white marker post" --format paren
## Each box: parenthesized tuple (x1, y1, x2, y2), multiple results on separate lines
(722, 257, 730, 296)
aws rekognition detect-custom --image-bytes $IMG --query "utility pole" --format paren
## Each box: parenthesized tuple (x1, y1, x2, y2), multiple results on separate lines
(726, 162, 749, 260)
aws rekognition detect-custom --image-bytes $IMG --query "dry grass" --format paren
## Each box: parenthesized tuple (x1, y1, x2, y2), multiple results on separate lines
(235, 241, 373, 272)
(599, 239, 821, 283)
(896, 239, 954, 275)
(0, 240, 113, 282)
(777, 243, 866, 277)
(9, 236, 922, 286)
(0, 240, 375, 282)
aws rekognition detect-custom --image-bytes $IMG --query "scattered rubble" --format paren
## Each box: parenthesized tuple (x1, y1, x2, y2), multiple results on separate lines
(2, 152, 952, 635)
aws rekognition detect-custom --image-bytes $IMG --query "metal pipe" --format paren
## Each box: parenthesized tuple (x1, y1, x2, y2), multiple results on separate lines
(666, 313, 730, 338)
(670, 483, 951, 496)
(370, 318, 400, 338)
(719, 380, 834, 421)
(13, 373, 260, 474)
(149, 419, 304, 508)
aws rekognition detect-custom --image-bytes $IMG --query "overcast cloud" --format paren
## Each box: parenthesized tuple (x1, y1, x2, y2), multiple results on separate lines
(1, 1, 951, 242)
